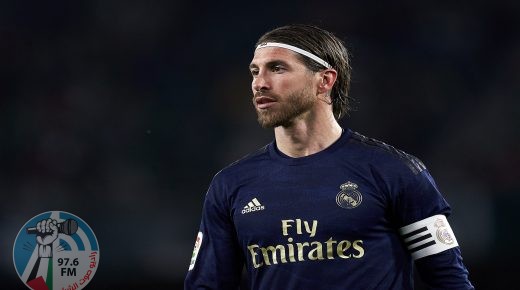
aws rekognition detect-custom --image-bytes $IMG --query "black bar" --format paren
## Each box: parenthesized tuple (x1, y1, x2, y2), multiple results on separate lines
(406, 233, 432, 247)
(402, 226, 427, 239)
(410, 240, 436, 253)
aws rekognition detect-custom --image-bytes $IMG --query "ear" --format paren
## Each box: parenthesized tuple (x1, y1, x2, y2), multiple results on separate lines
(316, 69, 337, 94)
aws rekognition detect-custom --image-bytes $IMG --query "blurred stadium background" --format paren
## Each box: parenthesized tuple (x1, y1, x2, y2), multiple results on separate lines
(1, 0, 518, 289)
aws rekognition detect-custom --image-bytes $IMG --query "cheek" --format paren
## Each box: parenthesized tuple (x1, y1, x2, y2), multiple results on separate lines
(279, 76, 308, 94)
(273, 76, 294, 92)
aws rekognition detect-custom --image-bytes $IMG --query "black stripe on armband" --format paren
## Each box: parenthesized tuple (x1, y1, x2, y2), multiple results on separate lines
(401, 226, 427, 240)
(410, 240, 437, 253)
(406, 233, 433, 247)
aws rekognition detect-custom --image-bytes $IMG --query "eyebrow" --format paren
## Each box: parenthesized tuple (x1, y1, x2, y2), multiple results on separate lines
(249, 59, 290, 70)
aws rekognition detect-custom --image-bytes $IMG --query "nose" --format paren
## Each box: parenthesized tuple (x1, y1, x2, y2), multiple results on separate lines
(252, 72, 270, 93)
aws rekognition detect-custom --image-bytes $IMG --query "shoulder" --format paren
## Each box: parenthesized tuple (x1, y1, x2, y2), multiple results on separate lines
(344, 130, 442, 207)
(346, 130, 427, 175)
(205, 144, 271, 208)
(212, 143, 271, 184)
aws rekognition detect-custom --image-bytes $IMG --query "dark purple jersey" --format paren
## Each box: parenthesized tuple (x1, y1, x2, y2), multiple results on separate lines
(185, 129, 473, 290)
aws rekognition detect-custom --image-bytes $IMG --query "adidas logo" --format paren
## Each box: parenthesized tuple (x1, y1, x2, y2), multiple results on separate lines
(241, 198, 265, 214)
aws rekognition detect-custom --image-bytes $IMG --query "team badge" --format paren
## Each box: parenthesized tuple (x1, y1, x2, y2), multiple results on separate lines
(434, 218, 455, 245)
(336, 181, 363, 209)
(13, 211, 99, 290)
(189, 232, 203, 271)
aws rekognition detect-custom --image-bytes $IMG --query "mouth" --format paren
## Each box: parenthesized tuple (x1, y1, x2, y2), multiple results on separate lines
(254, 96, 277, 109)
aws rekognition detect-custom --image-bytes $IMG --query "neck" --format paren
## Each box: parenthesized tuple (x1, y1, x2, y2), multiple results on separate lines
(274, 108, 343, 158)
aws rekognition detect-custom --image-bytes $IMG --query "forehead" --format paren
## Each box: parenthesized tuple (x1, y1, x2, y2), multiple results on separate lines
(250, 47, 302, 67)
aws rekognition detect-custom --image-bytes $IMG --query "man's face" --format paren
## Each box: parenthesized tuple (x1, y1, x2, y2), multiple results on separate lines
(249, 47, 317, 128)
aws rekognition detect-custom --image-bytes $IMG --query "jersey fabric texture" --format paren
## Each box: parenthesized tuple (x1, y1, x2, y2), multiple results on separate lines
(185, 129, 473, 290)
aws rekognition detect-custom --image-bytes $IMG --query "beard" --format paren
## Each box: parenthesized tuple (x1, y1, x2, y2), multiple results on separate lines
(254, 84, 315, 128)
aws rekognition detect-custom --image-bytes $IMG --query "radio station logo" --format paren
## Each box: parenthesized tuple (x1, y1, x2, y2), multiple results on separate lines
(13, 211, 99, 290)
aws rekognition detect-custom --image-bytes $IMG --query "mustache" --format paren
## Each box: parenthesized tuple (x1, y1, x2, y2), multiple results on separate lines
(253, 90, 278, 100)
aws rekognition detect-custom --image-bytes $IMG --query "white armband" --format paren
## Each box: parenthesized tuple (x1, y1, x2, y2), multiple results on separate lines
(399, 215, 459, 260)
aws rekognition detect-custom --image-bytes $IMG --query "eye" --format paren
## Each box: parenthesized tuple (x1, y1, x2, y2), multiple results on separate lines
(272, 65, 284, 72)
(250, 69, 259, 77)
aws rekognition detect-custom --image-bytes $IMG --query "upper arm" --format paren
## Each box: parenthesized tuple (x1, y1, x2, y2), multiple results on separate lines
(389, 162, 473, 288)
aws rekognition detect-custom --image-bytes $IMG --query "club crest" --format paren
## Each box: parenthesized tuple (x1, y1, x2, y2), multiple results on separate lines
(336, 181, 362, 209)
(434, 218, 455, 245)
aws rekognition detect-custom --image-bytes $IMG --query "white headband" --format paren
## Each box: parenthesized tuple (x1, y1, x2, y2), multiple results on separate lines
(256, 42, 332, 69)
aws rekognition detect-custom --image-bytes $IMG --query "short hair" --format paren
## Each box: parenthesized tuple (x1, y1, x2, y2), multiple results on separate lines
(256, 24, 353, 119)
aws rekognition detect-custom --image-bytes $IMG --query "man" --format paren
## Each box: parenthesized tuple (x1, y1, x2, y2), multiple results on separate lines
(185, 24, 473, 289)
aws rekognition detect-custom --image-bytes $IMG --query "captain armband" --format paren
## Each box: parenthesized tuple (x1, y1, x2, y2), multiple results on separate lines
(399, 215, 459, 260)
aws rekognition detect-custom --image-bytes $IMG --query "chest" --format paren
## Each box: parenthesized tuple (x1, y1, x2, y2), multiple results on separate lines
(231, 165, 392, 246)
